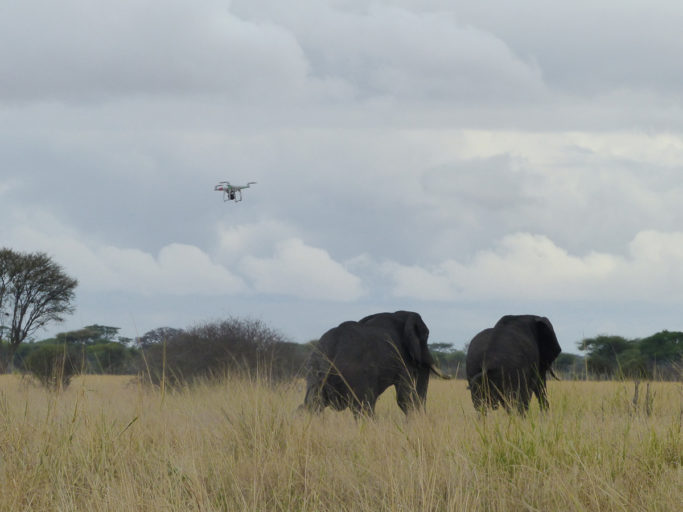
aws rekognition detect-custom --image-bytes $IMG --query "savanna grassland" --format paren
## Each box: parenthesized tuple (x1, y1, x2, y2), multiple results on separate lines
(0, 375, 680, 511)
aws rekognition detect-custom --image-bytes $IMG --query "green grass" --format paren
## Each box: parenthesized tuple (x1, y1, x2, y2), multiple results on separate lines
(0, 375, 680, 511)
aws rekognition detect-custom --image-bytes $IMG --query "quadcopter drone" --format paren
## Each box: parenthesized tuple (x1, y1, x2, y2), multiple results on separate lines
(214, 181, 256, 202)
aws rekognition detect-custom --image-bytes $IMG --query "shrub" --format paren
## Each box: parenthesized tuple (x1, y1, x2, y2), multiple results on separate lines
(140, 318, 310, 387)
(86, 342, 135, 374)
(24, 344, 82, 390)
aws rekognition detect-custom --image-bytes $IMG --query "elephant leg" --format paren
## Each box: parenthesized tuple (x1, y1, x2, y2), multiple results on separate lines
(538, 393, 549, 411)
(415, 367, 430, 405)
(486, 370, 507, 411)
(499, 397, 512, 413)
(395, 382, 421, 415)
(350, 397, 376, 418)
(534, 381, 549, 411)
(469, 387, 490, 413)
(468, 374, 485, 411)
(515, 390, 531, 415)
(396, 369, 426, 415)
(470, 371, 499, 411)
(492, 372, 526, 414)
(497, 389, 522, 414)
(513, 374, 532, 415)
(499, 387, 518, 413)
(302, 381, 326, 413)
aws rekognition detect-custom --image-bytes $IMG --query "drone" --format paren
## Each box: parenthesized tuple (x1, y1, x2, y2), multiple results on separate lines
(214, 181, 256, 202)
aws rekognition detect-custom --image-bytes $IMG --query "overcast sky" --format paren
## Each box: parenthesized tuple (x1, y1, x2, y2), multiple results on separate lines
(3, 1, 683, 353)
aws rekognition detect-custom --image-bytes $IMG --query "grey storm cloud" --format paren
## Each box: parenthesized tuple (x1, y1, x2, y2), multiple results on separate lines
(0, 1, 310, 103)
(0, 0, 547, 107)
(421, 155, 535, 211)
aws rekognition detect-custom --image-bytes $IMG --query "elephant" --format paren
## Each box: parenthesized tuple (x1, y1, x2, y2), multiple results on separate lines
(300, 310, 449, 417)
(466, 315, 561, 414)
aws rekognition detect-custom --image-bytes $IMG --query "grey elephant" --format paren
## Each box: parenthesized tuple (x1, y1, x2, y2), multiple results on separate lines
(301, 310, 448, 417)
(466, 315, 561, 413)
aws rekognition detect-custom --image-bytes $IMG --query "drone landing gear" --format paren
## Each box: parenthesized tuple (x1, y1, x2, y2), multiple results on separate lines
(225, 190, 241, 202)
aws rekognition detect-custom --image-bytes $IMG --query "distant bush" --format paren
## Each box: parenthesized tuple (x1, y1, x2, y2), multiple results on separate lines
(140, 318, 311, 387)
(87, 342, 136, 374)
(553, 353, 586, 379)
(24, 344, 82, 390)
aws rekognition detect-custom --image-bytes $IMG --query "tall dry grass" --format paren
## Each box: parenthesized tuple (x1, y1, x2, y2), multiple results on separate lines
(0, 374, 680, 511)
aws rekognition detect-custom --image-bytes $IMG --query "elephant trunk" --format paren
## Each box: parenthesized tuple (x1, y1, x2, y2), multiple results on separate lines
(430, 363, 453, 380)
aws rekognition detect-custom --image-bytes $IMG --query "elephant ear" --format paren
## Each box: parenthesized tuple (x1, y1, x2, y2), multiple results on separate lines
(535, 316, 561, 366)
(403, 312, 433, 366)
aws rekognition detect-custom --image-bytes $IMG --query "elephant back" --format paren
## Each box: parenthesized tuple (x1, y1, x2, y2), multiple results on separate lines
(359, 311, 432, 367)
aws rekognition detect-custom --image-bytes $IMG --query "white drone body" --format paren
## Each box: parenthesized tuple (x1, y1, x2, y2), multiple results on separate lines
(214, 181, 256, 202)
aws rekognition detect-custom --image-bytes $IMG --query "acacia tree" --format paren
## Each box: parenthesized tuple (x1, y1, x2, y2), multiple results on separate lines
(0, 248, 78, 372)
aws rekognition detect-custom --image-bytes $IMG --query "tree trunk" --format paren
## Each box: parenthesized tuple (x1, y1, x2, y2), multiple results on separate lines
(0, 343, 18, 374)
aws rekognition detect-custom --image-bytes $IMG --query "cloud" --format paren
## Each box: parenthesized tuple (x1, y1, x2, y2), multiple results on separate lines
(380, 262, 454, 301)
(4, 210, 246, 295)
(230, 2, 546, 104)
(384, 231, 683, 303)
(241, 238, 365, 301)
(216, 220, 299, 262)
(0, 1, 550, 107)
(4, 1, 683, 345)
(3, 0, 683, 133)
(421, 154, 537, 213)
(401, 129, 683, 259)
(0, 178, 19, 196)
(98, 243, 247, 295)
(0, 0, 313, 103)
(4, 211, 363, 301)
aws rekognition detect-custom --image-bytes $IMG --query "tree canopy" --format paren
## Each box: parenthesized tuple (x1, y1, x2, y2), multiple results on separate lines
(55, 325, 122, 345)
(0, 248, 78, 372)
(136, 326, 185, 346)
(579, 331, 681, 379)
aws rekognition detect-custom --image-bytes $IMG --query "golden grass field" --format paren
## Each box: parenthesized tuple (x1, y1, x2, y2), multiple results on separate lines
(0, 374, 680, 511)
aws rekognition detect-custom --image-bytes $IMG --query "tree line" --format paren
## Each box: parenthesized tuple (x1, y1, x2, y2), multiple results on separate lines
(0, 320, 311, 389)
(578, 331, 681, 380)
(3, 321, 679, 389)
(1, 247, 680, 388)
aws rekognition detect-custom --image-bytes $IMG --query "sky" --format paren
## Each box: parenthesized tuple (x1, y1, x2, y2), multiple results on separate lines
(3, 1, 683, 353)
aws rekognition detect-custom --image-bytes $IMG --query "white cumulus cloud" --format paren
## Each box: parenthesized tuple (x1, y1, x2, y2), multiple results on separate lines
(97, 243, 247, 295)
(4, 210, 246, 296)
(242, 238, 364, 301)
(384, 231, 683, 303)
